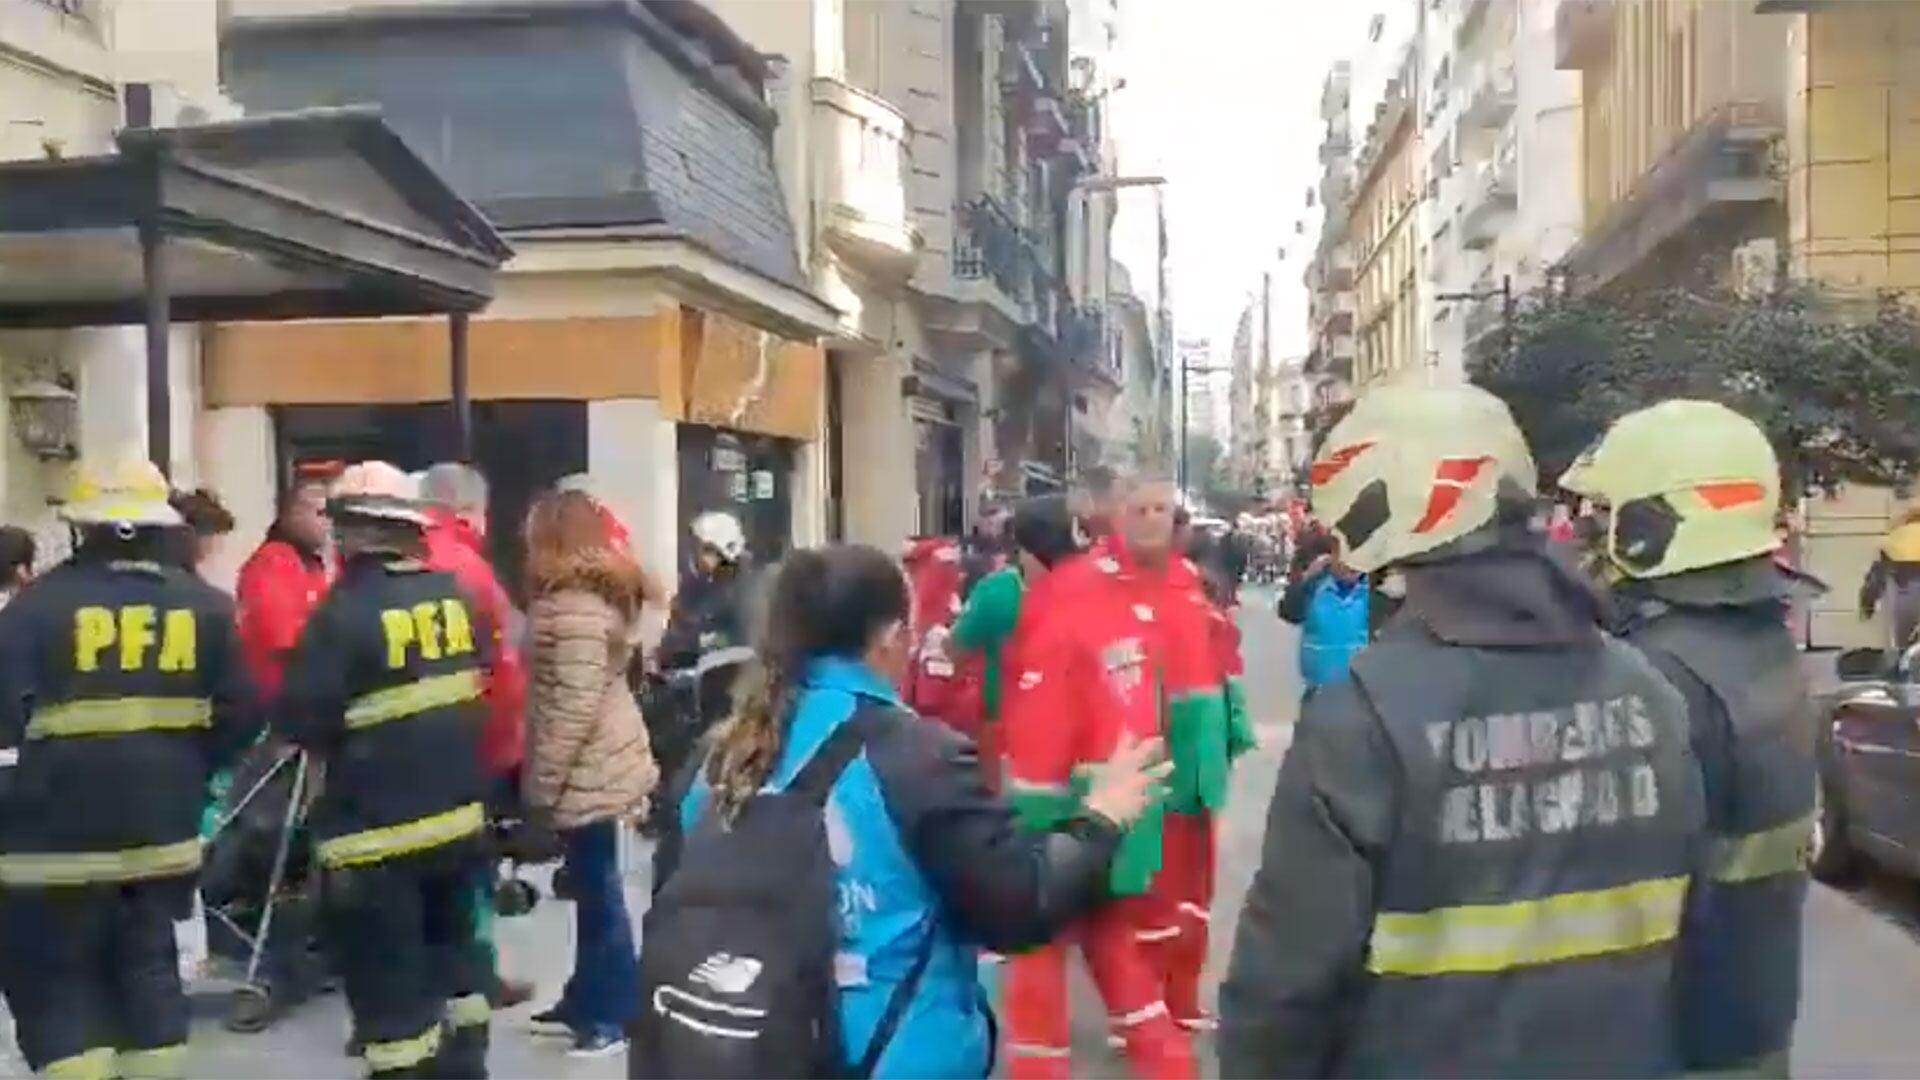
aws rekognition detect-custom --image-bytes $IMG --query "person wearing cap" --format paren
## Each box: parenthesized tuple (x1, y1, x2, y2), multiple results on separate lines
(0, 449, 258, 1079)
(279, 462, 495, 1078)
(1561, 400, 1814, 1077)
(1220, 384, 1706, 1077)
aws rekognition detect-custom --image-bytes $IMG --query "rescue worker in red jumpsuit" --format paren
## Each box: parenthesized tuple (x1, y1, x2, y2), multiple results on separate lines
(1001, 482, 1195, 1080)
(1100, 482, 1248, 1034)
(235, 475, 333, 700)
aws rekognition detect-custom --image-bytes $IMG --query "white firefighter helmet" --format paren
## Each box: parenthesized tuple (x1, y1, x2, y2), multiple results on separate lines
(1559, 399, 1780, 579)
(1308, 383, 1536, 573)
(691, 510, 747, 563)
(329, 460, 429, 527)
(62, 448, 182, 527)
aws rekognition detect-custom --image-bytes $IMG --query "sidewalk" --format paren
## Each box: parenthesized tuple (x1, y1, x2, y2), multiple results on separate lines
(0, 854, 649, 1078)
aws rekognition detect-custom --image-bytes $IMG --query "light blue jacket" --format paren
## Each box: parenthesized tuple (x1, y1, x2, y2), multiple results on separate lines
(1300, 575, 1371, 691)
(681, 657, 993, 1078)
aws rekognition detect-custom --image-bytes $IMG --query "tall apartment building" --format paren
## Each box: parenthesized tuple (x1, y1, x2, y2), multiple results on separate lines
(1557, 0, 1789, 291)
(1351, 41, 1424, 388)
(1226, 296, 1261, 489)
(1271, 357, 1313, 491)
(1555, 0, 1920, 647)
(710, 0, 1113, 550)
(1423, 0, 1582, 377)
(1305, 63, 1359, 426)
(1305, 4, 1425, 393)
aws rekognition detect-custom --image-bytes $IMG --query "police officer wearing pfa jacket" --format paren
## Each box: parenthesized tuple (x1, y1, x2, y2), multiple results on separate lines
(0, 450, 257, 1079)
(1561, 400, 1814, 1077)
(280, 462, 494, 1078)
(1219, 384, 1707, 1078)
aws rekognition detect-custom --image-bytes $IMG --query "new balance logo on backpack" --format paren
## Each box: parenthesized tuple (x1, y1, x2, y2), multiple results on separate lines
(632, 709, 934, 1080)
(690, 953, 764, 996)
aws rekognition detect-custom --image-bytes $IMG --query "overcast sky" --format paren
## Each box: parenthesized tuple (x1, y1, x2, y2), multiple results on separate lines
(1108, 0, 1393, 374)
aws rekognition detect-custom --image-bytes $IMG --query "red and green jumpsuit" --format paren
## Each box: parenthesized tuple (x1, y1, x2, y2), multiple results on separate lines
(1000, 552, 1194, 1080)
(1097, 546, 1254, 1028)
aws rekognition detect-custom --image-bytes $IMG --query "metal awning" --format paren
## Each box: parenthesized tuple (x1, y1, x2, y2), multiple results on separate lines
(0, 101, 512, 471)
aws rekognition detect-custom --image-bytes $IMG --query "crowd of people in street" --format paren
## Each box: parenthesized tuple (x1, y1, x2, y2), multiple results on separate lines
(0, 380, 1829, 1080)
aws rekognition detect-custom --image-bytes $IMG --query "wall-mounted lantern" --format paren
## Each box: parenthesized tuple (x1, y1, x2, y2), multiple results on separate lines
(9, 375, 78, 461)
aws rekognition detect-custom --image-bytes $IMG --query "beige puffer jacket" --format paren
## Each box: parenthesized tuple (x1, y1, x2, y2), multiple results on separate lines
(525, 563, 659, 830)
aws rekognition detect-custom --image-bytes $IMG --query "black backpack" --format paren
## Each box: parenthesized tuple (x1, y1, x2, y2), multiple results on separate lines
(631, 709, 933, 1079)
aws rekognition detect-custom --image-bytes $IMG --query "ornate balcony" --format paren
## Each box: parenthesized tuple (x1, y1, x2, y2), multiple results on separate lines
(811, 77, 918, 279)
(1460, 62, 1517, 131)
(1462, 141, 1518, 249)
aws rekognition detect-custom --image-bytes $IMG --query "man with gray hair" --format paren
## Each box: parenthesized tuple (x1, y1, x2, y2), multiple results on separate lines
(418, 462, 533, 1008)
(420, 463, 489, 533)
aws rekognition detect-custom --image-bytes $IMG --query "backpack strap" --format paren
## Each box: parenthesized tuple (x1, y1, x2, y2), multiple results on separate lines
(854, 918, 935, 1079)
(789, 705, 880, 806)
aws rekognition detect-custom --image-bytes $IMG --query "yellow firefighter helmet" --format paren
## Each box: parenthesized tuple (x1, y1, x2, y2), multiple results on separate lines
(1308, 383, 1535, 573)
(1559, 399, 1780, 579)
(62, 448, 182, 527)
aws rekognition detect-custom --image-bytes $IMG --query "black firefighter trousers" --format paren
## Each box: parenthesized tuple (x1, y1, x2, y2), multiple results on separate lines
(326, 852, 492, 1079)
(0, 879, 190, 1079)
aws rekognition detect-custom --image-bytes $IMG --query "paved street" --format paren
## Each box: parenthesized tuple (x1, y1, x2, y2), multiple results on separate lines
(3, 591, 1920, 1077)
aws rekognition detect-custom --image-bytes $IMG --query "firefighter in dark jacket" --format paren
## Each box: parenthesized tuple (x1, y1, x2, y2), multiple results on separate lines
(1219, 384, 1707, 1078)
(1561, 399, 1813, 1077)
(281, 462, 493, 1079)
(0, 450, 257, 1079)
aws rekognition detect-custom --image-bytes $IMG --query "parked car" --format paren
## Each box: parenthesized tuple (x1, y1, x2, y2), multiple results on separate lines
(1813, 643, 1920, 882)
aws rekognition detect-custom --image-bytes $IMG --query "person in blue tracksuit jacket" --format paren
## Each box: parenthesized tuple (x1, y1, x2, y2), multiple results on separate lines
(657, 544, 1169, 1079)
(1276, 550, 1371, 697)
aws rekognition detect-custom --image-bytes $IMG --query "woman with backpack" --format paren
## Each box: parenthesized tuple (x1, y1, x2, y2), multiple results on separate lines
(646, 544, 1168, 1079)
(521, 489, 661, 1058)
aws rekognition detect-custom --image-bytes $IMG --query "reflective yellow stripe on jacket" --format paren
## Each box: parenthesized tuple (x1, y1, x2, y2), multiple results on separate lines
(345, 670, 482, 730)
(0, 837, 202, 887)
(1710, 815, 1814, 885)
(118, 1043, 188, 1080)
(316, 802, 484, 869)
(27, 697, 211, 740)
(1367, 875, 1689, 977)
(363, 1024, 442, 1073)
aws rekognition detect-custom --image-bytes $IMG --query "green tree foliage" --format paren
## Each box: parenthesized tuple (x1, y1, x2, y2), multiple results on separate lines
(1473, 280, 1920, 496)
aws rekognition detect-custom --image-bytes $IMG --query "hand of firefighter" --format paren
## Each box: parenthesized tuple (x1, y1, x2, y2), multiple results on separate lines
(1083, 733, 1173, 829)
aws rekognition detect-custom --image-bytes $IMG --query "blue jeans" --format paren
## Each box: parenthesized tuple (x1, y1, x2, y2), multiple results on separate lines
(560, 820, 639, 1035)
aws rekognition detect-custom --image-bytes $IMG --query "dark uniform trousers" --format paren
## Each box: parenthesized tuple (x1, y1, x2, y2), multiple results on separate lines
(327, 851, 492, 1079)
(2, 880, 189, 1079)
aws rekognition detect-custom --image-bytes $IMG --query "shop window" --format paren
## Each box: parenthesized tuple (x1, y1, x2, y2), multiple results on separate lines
(677, 425, 796, 572)
(273, 401, 586, 598)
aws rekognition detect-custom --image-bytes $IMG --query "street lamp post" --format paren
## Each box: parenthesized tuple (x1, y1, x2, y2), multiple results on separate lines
(1071, 174, 1168, 470)
(1435, 273, 1515, 368)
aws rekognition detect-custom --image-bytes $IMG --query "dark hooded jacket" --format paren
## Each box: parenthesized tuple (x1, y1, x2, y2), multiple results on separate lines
(1610, 557, 1814, 1069)
(1220, 541, 1707, 1078)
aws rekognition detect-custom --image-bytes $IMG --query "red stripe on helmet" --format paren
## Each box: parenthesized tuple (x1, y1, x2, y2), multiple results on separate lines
(1694, 481, 1767, 510)
(1412, 455, 1496, 534)
(1310, 440, 1377, 486)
